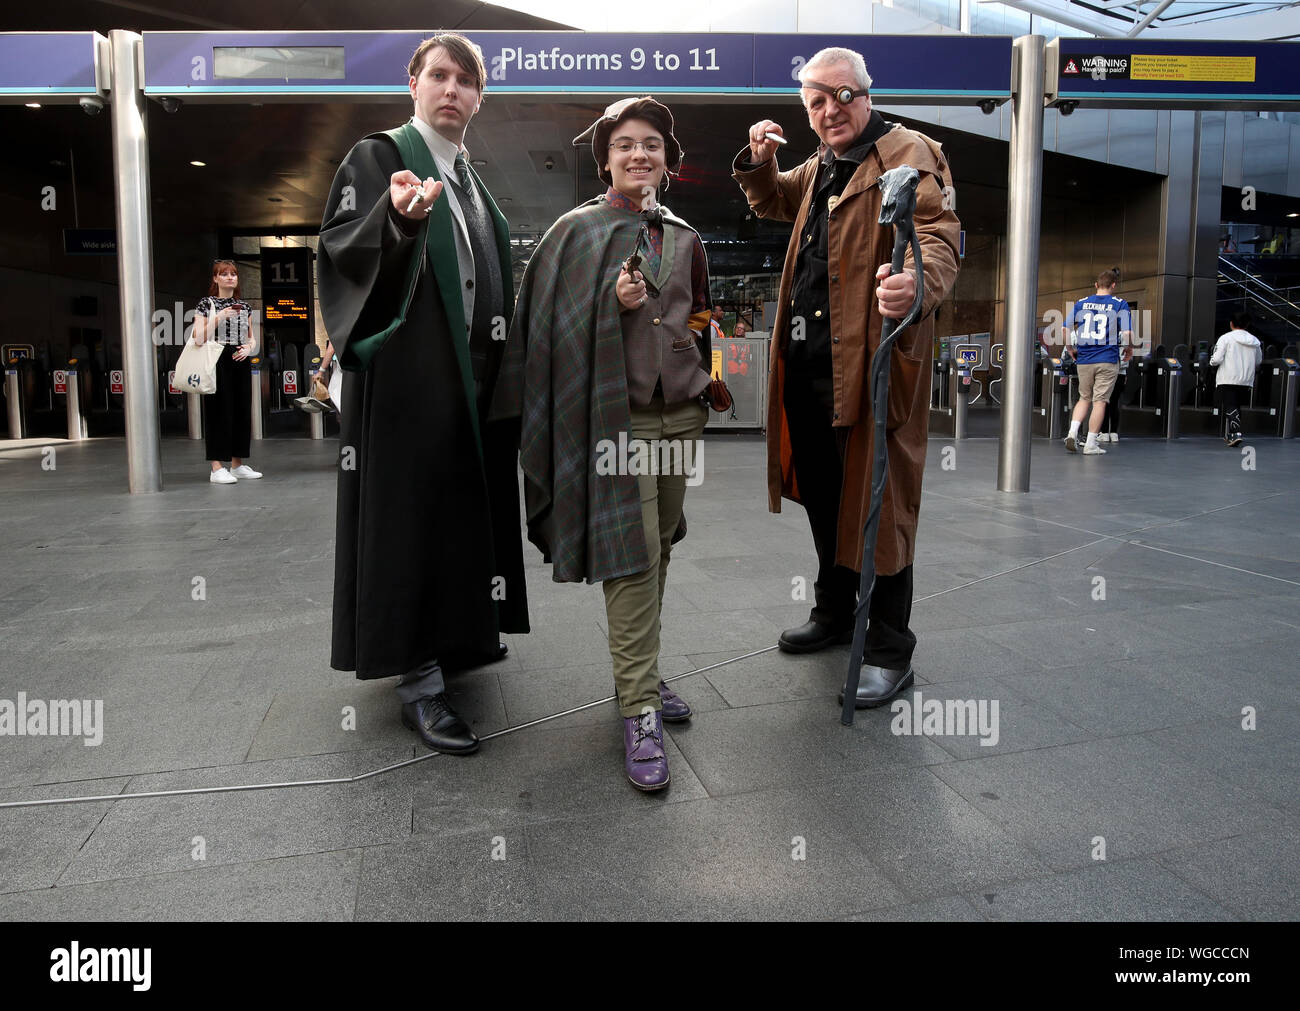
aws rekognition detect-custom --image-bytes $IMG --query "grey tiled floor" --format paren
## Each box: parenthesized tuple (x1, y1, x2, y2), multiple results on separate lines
(0, 430, 1296, 921)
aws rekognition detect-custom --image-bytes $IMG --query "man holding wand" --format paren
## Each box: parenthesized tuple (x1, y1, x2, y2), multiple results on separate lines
(732, 47, 960, 709)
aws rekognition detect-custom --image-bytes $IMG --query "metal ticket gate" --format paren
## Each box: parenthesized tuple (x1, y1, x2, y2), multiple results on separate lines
(4, 358, 26, 439)
(987, 343, 1005, 406)
(1033, 356, 1070, 439)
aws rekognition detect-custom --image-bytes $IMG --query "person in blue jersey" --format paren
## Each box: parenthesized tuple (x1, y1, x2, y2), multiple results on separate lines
(1063, 268, 1131, 455)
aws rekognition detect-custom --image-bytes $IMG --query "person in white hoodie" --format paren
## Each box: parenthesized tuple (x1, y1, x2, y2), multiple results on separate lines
(1210, 311, 1264, 447)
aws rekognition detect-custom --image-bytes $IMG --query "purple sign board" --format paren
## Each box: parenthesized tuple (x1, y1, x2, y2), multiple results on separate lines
(1052, 37, 1300, 108)
(0, 32, 103, 97)
(141, 31, 1013, 100)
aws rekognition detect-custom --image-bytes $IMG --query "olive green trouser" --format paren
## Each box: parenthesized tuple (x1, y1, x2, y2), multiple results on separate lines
(602, 397, 708, 718)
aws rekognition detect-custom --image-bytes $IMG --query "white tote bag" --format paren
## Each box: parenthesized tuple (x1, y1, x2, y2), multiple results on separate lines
(173, 337, 224, 394)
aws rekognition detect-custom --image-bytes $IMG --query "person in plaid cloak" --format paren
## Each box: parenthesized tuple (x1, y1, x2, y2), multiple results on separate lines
(492, 97, 715, 793)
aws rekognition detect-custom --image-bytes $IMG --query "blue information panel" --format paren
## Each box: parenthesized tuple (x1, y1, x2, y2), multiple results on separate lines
(1051, 37, 1300, 108)
(140, 31, 1012, 102)
(0, 32, 104, 99)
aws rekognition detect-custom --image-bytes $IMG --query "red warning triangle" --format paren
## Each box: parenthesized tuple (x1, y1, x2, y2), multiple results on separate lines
(1064, 59, 1079, 74)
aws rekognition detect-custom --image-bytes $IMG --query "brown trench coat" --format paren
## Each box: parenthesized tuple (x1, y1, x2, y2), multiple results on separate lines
(733, 123, 961, 576)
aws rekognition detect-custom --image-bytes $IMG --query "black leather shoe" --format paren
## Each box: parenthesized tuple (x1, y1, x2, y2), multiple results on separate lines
(492, 642, 509, 662)
(779, 619, 854, 654)
(401, 694, 479, 754)
(838, 664, 915, 709)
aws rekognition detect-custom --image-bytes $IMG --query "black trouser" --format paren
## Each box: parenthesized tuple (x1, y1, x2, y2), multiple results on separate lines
(783, 367, 917, 670)
(1218, 383, 1251, 437)
(203, 348, 251, 462)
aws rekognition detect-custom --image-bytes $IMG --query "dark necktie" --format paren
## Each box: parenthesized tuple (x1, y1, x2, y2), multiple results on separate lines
(454, 151, 473, 192)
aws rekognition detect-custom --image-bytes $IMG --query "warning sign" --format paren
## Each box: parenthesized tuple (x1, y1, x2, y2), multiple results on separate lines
(1130, 54, 1255, 83)
(110, 370, 124, 394)
(53, 369, 67, 395)
(168, 370, 179, 395)
(282, 369, 298, 395)
(1062, 55, 1130, 80)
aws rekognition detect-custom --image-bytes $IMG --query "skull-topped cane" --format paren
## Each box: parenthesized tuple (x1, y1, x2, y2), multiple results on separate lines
(840, 166, 925, 726)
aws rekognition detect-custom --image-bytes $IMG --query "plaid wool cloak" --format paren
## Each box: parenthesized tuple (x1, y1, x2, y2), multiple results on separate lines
(492, 197, 704, 584)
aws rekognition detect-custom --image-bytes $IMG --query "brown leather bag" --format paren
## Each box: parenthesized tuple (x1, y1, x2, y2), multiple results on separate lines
(704, 377, 733, 413)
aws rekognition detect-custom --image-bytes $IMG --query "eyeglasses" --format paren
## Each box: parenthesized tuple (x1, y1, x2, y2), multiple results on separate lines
(608, 139, 664, 154)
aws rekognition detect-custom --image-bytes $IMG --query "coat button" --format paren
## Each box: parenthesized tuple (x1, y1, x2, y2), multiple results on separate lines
(814, 310, 823, 318)
(466, 279, 474, 289)
(652, 317, 661, 326)
(833, 337, 840, 344)
(833, 412, 840, 419)
(831, 274, 839, 283)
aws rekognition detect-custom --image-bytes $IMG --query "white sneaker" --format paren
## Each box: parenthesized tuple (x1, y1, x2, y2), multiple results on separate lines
(1064, 435, 1077, 453)
(231, 465, 262, 479)
(1082, 442, 1107, 455)
(1107, 432, 1119, 443)
(210, 467, 237, 484)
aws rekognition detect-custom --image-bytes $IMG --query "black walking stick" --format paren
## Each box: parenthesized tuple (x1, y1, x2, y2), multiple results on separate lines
(841, 166, 925, 727)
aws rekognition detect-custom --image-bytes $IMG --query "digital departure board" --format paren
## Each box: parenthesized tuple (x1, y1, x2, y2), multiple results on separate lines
(259, 247, 312, 341)
(264, 296, 309, 322)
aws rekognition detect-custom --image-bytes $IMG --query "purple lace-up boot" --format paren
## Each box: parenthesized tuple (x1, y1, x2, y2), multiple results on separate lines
(623, 710, 669, 792)
(659, 680, 691, 722)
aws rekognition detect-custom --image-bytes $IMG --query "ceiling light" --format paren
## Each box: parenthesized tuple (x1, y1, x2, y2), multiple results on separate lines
(25, 102, 40, 109)
(1288, 212, 1299, 218)
(190, 160, 206, 167)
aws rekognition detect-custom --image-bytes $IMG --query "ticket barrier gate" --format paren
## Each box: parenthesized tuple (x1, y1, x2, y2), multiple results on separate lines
(54, 358, 89, 441)
(1180, 349, 1220, 435)
(4, 357, 26, 438)
(929, 349, 953, 436)
(1162, 357, 1182, 440)
(987, 343, 1005, 406)
(929, 343, 983, 438)
(1032, 356, 1071, 439)
(302, 347, 324, 440)
(1119, 355, 1180, 438)
(1254, 357, 1300, 438)
(250, 356, 266, 441)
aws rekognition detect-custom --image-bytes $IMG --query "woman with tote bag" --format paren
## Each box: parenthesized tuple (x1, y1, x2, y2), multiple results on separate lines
(193, 259, 264, 484)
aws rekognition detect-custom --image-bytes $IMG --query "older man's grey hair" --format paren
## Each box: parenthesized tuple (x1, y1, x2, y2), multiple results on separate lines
(798, 47, 873, 92)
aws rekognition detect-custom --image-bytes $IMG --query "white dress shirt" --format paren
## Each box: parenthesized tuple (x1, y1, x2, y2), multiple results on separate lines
(410, 115, 477, 337)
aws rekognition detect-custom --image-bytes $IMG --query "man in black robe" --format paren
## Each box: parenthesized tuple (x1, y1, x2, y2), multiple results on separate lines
(318, 32, 528, 754)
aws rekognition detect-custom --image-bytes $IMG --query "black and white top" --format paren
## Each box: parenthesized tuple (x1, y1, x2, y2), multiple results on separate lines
(195, 296, 252, 346)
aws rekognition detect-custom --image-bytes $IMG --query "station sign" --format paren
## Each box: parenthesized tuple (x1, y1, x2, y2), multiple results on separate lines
(141, 31, 1013, 103)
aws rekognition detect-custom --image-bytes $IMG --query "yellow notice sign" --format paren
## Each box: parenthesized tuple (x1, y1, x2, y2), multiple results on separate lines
(1130, 54, 1255, 83)
(711, 348, 724, 381)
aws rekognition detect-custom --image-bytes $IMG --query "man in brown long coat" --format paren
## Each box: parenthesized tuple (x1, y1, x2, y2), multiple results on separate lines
(733, 46, 960, 708)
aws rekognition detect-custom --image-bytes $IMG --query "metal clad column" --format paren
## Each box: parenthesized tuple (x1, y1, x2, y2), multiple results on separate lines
(109, 30, 163, 493)
(997, 35, 1045, 493)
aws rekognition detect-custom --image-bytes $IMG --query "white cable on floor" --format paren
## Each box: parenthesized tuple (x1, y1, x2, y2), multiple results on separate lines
(0, 646, 777, 811)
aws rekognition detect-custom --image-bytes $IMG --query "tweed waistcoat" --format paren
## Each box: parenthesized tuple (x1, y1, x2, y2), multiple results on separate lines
(620, 223, 709, 408)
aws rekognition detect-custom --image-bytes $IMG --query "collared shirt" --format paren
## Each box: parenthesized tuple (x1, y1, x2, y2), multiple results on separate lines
(787, 112, 891, 373)
(409, 115, 477, 334)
